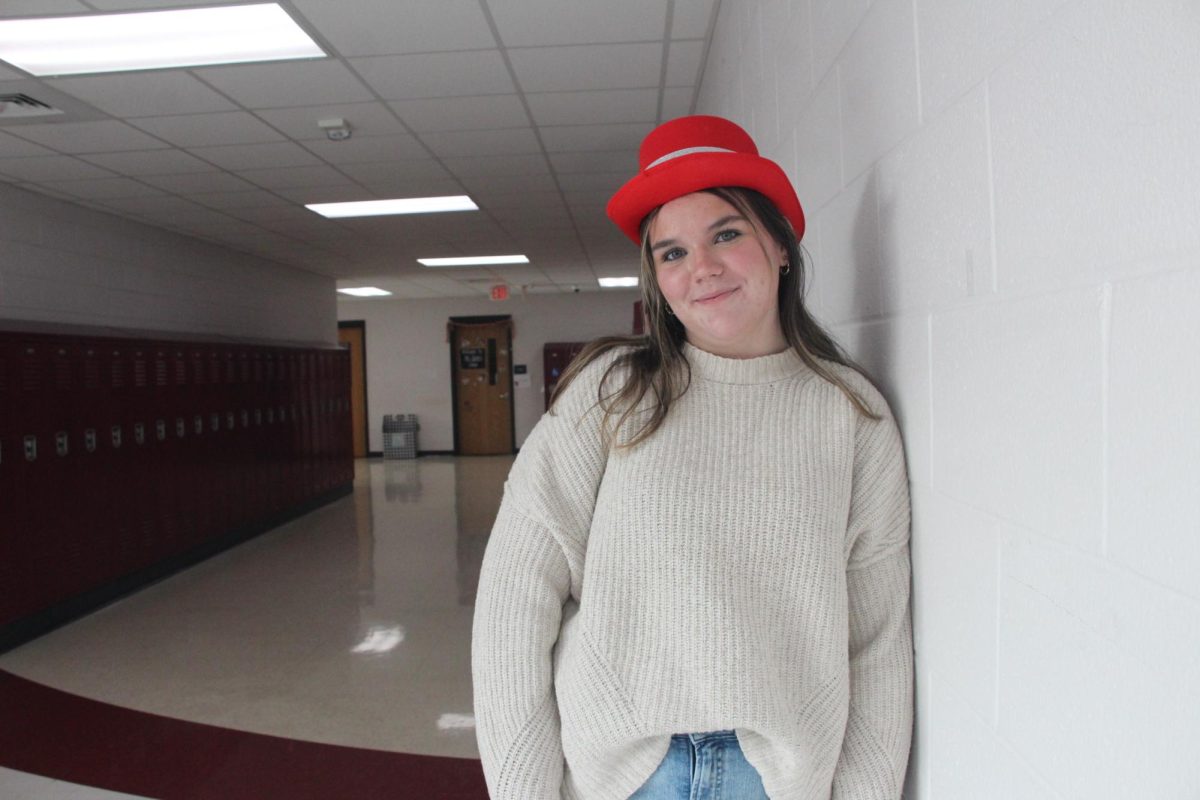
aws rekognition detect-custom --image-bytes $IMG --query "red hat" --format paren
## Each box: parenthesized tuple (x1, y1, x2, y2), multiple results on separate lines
(606, 115, 805, 245)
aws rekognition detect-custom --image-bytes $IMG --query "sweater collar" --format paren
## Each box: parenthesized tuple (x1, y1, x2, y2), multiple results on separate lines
(682, 342, 808, 384)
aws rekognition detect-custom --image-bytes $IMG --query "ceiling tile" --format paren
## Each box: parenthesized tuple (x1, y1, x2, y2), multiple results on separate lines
(549, 150, 635, 174)
(355, 178, 466, 198)
(80, 149, 218, 176)
(0, 131, 56, 158)
(488, 0, 668, 46)
(509, 43, 663, 93)
(661, 87, 694, 119)
(301, 134, 426, 164)
(526, 88, 658, 126)
(48, 73, 238, 118)
(666, 40, 705, 86)
(84, 0, 247, 7)
(39, 177, 163, 200)
(140, 171, 258, 194)
(188, 142, 323, 171)
(389, 95, 530, 132)
(439, 154, 550, 178)
(424, 127, 541, 158)
(240, 164, 355, 190)
(460, 172, 559, 195)
(671, 0, 718, 39)
(190, 190, 294, 211)
(91, 195, 208, 216)
(555, 172, 625, 194)
(275, 185, 373, 204)
(194, 60, 375, 109)
(7, 120, 170, 154)
(131, 112, 286, 147)
(0, 64, 25, 80)
(336, 159, 451, 184)
(254, 102, 408, 140)
(0, 0, 88, 14)
(351, 51, 515, 99)
(0, 155, 115, 182)
(290, 0, 496, 56)
(472, 190, 568, 214)
(539, 122, 653, 152)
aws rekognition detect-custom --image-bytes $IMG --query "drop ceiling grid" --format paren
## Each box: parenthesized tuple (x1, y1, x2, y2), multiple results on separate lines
(0, 0, 718, 296)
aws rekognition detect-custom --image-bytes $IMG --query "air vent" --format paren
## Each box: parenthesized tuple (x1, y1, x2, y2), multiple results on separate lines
(0, 93, 64, 120)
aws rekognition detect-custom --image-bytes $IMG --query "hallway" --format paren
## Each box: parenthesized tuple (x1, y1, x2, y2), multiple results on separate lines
(0, 456, 507, 798)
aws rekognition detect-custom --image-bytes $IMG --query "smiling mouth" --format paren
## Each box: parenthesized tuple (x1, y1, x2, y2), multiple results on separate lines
(694, 288, 738, 304)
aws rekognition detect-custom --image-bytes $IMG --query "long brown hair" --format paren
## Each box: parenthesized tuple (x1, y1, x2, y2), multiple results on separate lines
(551, 187, 878, 447)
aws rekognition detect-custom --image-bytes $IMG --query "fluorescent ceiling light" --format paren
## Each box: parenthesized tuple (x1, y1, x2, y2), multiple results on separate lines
(599, 277, 639, 288)
(0, 4, 325, 77)
(419, 255, 530, 267)
(307, 196, 478, 218)
(338, 287, 391, 297)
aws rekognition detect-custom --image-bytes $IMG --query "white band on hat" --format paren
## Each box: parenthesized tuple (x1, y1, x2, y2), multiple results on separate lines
(646, 146, 736, 170)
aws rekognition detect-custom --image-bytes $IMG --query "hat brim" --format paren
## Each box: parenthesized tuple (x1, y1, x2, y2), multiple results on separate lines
(606, 152, 806, 245)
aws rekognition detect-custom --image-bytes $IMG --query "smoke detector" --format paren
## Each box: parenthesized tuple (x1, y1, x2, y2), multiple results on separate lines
(318, 117, 351, 141)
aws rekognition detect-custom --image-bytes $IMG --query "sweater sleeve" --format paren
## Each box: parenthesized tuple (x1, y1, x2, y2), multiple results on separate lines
(471, 355, 613, 799)
(832, 393, 914, 800)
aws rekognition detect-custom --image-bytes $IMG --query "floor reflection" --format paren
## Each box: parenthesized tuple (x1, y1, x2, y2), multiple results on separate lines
(0, 455, 515, 764)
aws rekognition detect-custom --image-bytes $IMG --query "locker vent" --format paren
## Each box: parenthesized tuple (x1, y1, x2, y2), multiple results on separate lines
(0, 93, 64, 120)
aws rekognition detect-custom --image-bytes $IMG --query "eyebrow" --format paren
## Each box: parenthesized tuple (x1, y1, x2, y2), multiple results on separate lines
(650, 214, 748, 252)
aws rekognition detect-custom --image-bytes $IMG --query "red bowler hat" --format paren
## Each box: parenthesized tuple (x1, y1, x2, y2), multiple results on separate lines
(606, 115, 805, 245)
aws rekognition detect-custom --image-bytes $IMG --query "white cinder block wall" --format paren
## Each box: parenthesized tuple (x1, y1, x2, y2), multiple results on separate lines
(699, 1, 1200, 797)
(0, 183, 337, 345)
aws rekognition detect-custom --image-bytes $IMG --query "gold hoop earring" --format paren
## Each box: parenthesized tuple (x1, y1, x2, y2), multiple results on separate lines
(780, 263, 791, 276)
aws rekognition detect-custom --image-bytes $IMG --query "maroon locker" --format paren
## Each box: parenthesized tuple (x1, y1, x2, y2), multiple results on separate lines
(75, 342, 115, 589)
(128, 345, 157, 569)
(107, 342, 140, 578)
(0, 337, 22, 625)
(2, 330, 354, 641)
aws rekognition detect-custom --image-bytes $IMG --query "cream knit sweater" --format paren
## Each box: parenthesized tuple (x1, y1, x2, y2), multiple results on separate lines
(472, 344, 913, 800)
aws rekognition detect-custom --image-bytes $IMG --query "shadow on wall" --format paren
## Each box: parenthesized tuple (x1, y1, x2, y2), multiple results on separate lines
(847, 171, 925, 800)
(850, 169, 901, 402)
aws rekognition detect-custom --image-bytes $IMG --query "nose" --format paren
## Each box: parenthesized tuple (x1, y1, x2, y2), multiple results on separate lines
(687, 245, 722, 280)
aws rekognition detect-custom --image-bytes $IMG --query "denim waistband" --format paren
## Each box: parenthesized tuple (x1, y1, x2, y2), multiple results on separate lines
(671, 730, 738, 745)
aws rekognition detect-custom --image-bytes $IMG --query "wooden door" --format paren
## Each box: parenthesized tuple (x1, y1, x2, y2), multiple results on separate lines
(450, 318, 514, 455)
(337, 322, 368, 458)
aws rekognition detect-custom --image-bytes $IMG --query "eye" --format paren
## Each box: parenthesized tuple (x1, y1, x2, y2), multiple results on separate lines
(660, 247, 685, 263)
(714, 229, 741, 244)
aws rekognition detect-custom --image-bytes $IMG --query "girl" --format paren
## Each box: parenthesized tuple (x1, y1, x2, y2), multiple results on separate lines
(473, 115, 913, 800)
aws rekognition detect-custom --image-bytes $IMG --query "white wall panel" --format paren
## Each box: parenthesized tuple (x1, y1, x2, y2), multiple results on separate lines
(930, 288, 1104, 551)
(1108, 267, 1200, 600)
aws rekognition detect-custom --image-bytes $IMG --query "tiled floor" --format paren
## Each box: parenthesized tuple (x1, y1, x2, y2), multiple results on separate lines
(0, 456, 511, 799)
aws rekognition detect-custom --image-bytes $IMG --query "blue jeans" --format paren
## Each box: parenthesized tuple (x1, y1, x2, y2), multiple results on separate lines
(628, 730, 769, 799)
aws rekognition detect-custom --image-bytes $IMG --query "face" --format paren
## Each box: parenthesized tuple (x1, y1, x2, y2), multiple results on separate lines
(648, 191, 788, 359)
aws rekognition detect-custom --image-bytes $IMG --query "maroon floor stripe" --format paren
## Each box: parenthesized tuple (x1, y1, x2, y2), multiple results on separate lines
(0, 670, 488, 799)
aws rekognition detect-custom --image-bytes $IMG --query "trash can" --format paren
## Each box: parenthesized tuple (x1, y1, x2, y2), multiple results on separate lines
(383, 414, 419, 459)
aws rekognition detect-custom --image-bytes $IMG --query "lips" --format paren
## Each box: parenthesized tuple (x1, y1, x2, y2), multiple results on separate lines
(693, 287, 738, 304)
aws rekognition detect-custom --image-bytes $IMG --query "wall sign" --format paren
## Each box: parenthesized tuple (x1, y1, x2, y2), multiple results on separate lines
(459, 347, 486, 369)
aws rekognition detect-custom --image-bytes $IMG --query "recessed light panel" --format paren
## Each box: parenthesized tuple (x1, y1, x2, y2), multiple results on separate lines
(338, 287, 392, 297)
(307, 196, 478, 218)
(0, 4, 325, 76)
(599, 277, 639, 287)
(418, 255, 530, 267)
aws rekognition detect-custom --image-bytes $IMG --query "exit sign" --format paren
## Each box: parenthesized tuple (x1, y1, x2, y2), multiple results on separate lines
(490, 284, 509, 301)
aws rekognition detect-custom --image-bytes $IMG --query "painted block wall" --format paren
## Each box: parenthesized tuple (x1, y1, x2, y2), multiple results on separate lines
(699, 1, 1200, 797)
(0, 182, 337, 346)
(337, 289, 640, 452)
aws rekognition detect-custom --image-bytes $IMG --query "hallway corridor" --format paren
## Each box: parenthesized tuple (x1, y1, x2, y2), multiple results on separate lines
(0, 457, 507, 799)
